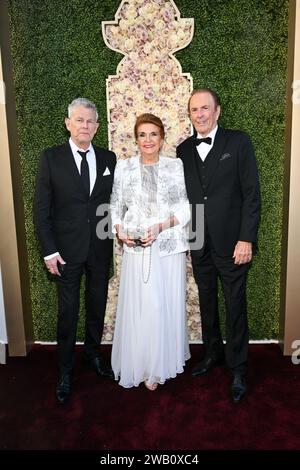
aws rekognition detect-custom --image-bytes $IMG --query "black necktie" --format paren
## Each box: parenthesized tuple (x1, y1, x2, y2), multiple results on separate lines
(193, 137, 212, 146)
(78, 150, 90, 195)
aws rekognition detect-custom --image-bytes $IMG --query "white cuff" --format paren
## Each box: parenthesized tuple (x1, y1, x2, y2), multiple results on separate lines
(44, 252, 59, 260)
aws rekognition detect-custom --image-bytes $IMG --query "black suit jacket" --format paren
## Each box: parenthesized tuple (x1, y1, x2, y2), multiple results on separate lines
(177, 127, 261, 256)
(34, 142, 116, 262)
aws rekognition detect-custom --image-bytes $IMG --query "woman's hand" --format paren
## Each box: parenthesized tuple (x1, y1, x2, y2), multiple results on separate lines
(140, 223, 162, 247)
(115, 225, 136, 248)
(141, 215, 180, 247)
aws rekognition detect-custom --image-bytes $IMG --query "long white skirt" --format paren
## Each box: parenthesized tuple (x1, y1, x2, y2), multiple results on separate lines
(112, 242, 190, 388)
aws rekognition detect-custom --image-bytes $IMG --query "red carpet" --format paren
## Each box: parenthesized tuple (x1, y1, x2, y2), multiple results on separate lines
(0, 344, 299, 454)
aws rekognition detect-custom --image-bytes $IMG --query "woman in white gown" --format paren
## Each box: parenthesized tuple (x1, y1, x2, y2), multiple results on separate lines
(110, 113, 190, 390)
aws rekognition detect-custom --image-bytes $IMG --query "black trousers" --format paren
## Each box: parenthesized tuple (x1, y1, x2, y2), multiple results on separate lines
(191, 241, 250, 375)
(57, 246, 111, 375)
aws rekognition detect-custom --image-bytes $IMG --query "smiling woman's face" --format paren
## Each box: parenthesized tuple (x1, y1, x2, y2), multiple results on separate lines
(136, 122, 163, 161)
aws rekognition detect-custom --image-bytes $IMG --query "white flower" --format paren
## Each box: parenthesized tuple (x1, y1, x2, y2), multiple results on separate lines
(115, 81, 127, 93)
(124, 38, 135, 51)
(104, 332, 113, 342)
(119, 19, 128, 30)
(110, 26, 119, 36)
(177, 28, 186, 40)
(152, 83, 160, 93)
(129, 51, 140, 62)
(125, 8, 137, 20)
(168, 32, 179, 49)
(155, 19, 165, 30)
(143, 42, 153, 54)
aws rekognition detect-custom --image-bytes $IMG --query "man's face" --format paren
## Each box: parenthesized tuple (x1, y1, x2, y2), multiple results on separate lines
(65, 105, 99, 149)
(189, 92, 220, 137)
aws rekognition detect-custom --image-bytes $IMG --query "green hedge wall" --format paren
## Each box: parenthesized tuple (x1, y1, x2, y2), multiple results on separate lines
(8, 0, 288, 340)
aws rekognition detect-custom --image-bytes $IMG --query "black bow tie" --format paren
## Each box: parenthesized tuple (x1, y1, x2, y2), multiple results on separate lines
(193, 137, 212, 146)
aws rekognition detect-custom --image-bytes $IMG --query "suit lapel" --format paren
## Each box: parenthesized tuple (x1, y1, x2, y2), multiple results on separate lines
(91, 147, 104, 199)
(186, 139, 205, 200)
(204, 127, 227, 191)
(60, 142, 85, 193)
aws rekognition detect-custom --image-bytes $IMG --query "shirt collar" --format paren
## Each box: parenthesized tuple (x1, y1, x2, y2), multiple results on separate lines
(197, 124, 218, 143)
(69, 137, 93, 155)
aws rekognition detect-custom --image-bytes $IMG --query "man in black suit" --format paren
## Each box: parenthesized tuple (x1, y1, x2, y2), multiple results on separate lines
(177, 88, 261, 402)
(34, 98, 116, 404)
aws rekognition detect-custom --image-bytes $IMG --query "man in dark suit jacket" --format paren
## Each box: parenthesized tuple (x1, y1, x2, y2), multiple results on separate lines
(34, 98, 116, 404)
(177, 88, 261, 403)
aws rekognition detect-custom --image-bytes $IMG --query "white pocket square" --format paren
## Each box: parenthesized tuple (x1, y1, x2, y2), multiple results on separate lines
(220, 153, 231, 162)
(103, 167, 111, 176)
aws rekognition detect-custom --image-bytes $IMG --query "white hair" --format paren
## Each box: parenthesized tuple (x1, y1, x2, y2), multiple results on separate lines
(68, 97, 98, 121)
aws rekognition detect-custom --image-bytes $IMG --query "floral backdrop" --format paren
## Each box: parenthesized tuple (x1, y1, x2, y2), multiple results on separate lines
(102, 0, 202, 342)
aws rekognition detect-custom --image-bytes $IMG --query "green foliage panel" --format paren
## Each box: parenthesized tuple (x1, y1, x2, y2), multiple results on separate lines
(8, 0, 288, 340)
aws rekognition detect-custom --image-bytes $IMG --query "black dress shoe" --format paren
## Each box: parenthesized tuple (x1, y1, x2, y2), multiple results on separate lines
(231, 374, 246, 403)
(85, 356, 114, 379)
(192, 356, 224, 377)
(56, 374, 72, 405)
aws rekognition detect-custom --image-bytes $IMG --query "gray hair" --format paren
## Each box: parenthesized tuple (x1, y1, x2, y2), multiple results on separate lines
(68, 97, 98, 121)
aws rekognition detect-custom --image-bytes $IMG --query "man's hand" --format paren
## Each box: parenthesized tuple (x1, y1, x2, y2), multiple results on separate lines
(45, 255, 66, 276)
(233, 241, 252, 265)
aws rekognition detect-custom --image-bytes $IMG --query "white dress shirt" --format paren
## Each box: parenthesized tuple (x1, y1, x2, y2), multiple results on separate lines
(196, 125, 218, 161)
(68, 137, 97, 194)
